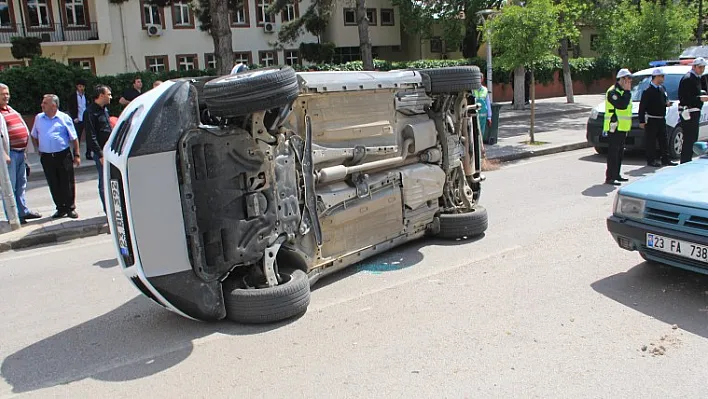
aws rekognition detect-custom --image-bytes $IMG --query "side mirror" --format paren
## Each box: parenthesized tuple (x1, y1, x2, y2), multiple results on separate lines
(694, 141, 708, 156)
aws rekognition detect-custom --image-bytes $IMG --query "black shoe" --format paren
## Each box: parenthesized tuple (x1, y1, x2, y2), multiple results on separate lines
(51, 211, 67, 219)
(23, 211, 41, 220)
(67, 210, 79, 219)
(615, 176, 629, 182)
(647, 161, 662, 167)
(86, 151, 93, 160)
(19, 218, 27, 225)
(661, 160, 677, 166)
(605, 179, 621, 186)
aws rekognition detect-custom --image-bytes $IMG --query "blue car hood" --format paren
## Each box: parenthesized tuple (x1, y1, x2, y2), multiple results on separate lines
(619, 157, 708, 210)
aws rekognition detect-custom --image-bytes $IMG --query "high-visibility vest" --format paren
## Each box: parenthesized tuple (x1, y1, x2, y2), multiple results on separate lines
(603, 85, 632, 132)
(472, 86, 489, 119)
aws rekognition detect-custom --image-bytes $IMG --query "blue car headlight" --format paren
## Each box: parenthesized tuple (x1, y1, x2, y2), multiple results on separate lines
(614, 194, 646, 218)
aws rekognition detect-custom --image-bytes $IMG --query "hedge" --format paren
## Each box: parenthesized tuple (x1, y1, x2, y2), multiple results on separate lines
(0, 55, 623, 116)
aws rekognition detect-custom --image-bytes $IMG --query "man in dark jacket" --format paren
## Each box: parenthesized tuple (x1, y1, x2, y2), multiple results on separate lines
(83, 84, 112, 213)
(67, 78, 91, 160)
(638, 68, 677, 167)
(677, 57, 708, 163)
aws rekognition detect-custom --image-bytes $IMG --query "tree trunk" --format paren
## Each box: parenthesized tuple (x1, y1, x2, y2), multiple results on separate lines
(529, 69, 536, 143)
(209, 0, 234, 75)
(462, 17, 479, 59)
(560, 38, 574, 104)
(699, 0, 704, 45)
(355, 0, 374, 70)
(513, 66, 525, 110)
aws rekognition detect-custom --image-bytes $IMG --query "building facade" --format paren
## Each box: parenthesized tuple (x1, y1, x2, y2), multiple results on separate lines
(0, 0, 407, 75)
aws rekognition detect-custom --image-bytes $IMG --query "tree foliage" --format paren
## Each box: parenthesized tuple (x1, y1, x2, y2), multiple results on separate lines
(487, 0, 561, 70)
(10, 37, 42, 60)
(592, 0, 697, 70)
(268, 0, 333, 45)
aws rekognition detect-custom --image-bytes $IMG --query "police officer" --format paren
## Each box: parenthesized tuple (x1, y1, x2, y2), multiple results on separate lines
(638, 68, 677, 167)
(604, 68, 633, 186)
(677, 57, 708, 164)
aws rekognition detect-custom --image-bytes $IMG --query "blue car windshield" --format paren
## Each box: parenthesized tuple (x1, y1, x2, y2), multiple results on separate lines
(630, 74, 683, 101)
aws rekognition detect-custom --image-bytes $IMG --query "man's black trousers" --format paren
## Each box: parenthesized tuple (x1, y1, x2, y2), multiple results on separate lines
(680, 111, 700, 163)
(605, 131, 627, 181)
(645, 118, 669, 163)
(40, 148, 76, 213)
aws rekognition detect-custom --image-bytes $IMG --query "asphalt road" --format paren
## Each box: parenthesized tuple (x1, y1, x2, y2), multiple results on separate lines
(1, 148, 707, 398)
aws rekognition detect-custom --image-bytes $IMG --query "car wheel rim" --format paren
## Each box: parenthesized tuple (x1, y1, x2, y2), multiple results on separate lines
(674, 131, 683, 155)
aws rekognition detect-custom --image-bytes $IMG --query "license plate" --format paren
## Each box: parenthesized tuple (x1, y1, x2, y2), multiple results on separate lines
(110, 179, 130, 257)
(646, 233, 708, 264)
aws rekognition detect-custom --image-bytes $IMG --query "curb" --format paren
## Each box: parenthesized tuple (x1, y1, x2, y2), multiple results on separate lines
(2, 141, 591, 253)
(487, 141, 591, 163)
(499, 107, 592, 123)
(0, 223, 110, 253)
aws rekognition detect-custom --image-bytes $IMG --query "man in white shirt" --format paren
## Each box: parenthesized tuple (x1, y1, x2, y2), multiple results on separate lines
(67, 79, 90, 159)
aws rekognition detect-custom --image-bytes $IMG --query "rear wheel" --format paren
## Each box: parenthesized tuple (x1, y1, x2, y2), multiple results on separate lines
(421, 66, 483, 94)
(203, 66, 300, 118)
(669, 127, 683, 159)
(594, 146, 607, 155)
(223, 268, 310, 324)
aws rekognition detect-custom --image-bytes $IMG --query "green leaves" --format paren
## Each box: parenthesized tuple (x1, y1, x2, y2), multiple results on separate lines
(592, 0, 697, 70)
(487, 0, 562, 70)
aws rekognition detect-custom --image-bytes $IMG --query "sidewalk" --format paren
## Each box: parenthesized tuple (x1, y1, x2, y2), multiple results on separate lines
(0, 94, 602, 253)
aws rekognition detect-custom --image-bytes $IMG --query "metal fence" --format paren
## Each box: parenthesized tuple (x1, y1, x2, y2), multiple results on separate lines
(0, 22, 99, 44)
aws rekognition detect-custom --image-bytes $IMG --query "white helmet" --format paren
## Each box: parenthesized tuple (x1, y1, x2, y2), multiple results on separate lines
(616, 68, 632, 79)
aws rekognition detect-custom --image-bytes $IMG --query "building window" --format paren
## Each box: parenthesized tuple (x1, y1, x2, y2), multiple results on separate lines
(205, 53, 217, 69)
(430, 37, 443, 53)
(343, 8, 355, 26)
(380, 8, 394, 26)
(146, 55, 168, 72)
(282, 1, 298, 22)
(26, 0, 52, 28)
(0, 0, 15, 28)
(69, 57, 95, 74)
(64, 0, 87, 27)
(234, 51, 252, 64)
(590, 34, 599, 51)
(141, 0, 164, 28)
(176, 54, 198, 70)
(259, 50, 277, 66)
(333, 46, 360, 64)
(256, 0, 274, 25)
(172, 1, 193, 28)
(366, 8, 376, 26)
(284, 50, 299, 66)
(0, 62, 22, 70)
(230, 1, 249, 26)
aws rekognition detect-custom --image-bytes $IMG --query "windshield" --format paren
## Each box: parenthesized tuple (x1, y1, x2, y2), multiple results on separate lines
(630, 74, 683, 101)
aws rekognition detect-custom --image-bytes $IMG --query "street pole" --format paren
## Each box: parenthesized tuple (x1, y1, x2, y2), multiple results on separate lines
(486, 23, 493, 104)
(0, 138, 20, 230)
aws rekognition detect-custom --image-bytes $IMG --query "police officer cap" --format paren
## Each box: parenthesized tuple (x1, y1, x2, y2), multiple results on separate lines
(691, 57, 707, 66)
(651, 68, 665, 76)
(616, 68, 632, 79)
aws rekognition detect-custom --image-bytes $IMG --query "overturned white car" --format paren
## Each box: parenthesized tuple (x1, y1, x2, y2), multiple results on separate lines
(104, 66, 488, 323)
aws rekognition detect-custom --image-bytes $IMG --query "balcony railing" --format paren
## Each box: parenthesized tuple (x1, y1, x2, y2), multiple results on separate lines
(0, 22, 99, 44)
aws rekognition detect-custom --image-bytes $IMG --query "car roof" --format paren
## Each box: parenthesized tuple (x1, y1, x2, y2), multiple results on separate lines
(634, 65, 693, 76)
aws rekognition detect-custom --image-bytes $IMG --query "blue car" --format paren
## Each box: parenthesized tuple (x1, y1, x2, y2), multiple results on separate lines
(607, 142, 708, 274)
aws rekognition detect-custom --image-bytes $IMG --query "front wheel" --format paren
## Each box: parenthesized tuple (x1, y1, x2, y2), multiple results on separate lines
(223, 268, 311, 324)
(594, 146, 607, 155)
(437, 206, 488, 239)
(669, 127, 683, 160)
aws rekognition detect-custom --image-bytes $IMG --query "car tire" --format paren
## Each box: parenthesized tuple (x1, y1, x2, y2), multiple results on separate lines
(669, 127, 683, 160)
(203, 66, 300, 118)
(223, 268, 311, 324)
(437, 206, 488, 239)
(594, 146, 608, 155)
(421, 66, 483, 94)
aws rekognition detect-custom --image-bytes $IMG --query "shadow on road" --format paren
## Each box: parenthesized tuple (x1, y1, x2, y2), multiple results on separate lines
(591, 261, 708, 339)
(93, 258, 118, 268)
(1, 295, 298, 394)
(582, 184, 617, 197)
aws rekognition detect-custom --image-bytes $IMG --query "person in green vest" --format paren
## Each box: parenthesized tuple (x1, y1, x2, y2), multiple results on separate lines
(604, 68, 633, 186)
(471, 74, 493, 140)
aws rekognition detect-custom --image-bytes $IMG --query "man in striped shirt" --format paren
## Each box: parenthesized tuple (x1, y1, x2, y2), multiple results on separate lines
(0, 83, 41, 224)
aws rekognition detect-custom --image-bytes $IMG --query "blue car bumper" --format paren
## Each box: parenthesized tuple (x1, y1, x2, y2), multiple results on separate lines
(607, 216, 708, 275)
